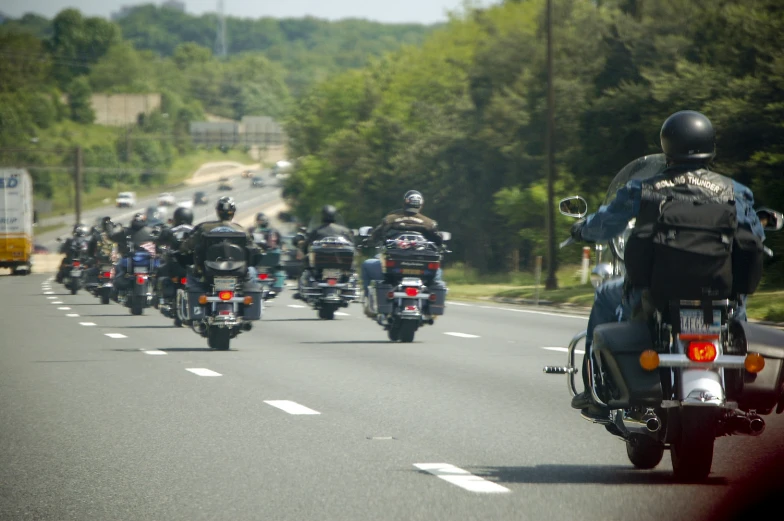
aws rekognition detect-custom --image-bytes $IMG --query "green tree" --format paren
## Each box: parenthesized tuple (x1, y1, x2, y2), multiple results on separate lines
(67, 76, 95, 124)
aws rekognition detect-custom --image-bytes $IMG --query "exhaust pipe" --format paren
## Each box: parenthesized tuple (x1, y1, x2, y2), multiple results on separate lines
(621, 409, 661, 434)
(643, 412, 661, 433)
(727, 412, 766, 436)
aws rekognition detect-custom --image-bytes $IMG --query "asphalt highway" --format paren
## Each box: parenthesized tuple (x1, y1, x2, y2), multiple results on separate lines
(2, 274, 783, 521)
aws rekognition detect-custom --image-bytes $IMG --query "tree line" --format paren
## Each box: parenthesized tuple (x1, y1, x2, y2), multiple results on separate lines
(282, 0, 784, 285)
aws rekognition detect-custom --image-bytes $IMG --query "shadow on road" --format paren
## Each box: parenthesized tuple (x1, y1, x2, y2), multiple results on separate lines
(462, 465, 729, 486)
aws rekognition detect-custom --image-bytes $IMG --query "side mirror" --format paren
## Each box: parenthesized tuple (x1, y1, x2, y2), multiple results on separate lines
(558, 196, 588, 218)
(358, 226, 372, 237)
(438, 231, 451, 241)
(757, 208, 784, 232)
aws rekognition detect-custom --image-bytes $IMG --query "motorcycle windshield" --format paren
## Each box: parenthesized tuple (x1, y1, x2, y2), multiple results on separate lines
(603, 153, 668, 206)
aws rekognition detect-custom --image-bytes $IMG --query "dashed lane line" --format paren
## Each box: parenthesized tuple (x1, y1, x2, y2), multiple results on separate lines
(478, 305, 588, 320)
(105, 333, 127, 339)
(186, 368, 222, 377)
(542, 346, 585, 354)
(79, 322, 96, 327)
(264, 400, 321, 415)
(444, 332, 480, 339)
(57, 307, 71, 310)
(143, 350, 167, 355)
(65, 314, 79, 317)
(413, 463, 511, 494)
(287, 304, 306, 308)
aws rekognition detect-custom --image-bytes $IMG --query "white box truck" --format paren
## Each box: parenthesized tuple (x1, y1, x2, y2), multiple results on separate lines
(0, 169, 34, 275)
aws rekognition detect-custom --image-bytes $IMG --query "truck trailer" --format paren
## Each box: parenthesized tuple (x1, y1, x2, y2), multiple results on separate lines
(0, 169, 34, 275)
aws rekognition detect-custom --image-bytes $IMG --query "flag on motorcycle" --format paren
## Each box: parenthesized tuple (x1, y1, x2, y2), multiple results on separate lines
(139, 241, 157, 255)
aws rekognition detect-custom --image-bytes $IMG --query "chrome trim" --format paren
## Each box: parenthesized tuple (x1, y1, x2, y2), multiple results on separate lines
(657, 354, 747, 369)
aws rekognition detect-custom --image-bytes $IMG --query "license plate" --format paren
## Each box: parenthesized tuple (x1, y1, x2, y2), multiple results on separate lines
(214, 277, 236, 290)
(70, 270, 82, 277)
(134, 266, 148, 273)
(679, 309, 721, 334)
(402, 268, 424, 275)
(322, 269, 341, 279)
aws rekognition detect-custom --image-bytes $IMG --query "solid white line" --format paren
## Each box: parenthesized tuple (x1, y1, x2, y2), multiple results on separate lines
(542, 347, 585, 354)
(264, 400, 321, 415)
(79, 322, 96, 326)
(287, 304, 306, 308)
(478, 305, 588, 320)
(43, 291, 54, 295)
(57, 307, 71, 310)
(143, 350, 167, 355)
(105, 333, 127, 339)
(186, 368, 222, 377)
(446, 301, 472, 306)
(413, 463, 510, 493)
(444, 332, 480, 338)
(66, 313, 79, 317)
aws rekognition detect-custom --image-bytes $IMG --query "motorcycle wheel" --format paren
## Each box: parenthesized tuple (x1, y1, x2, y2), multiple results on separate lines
(625, 434, 664, 470)
(131, 296, 144, 316)
(208, 327, 230, 351)
(318, 306, 335, 320)
(671, 408, 717, 482)
(174, 317, 182, 327)
(387, 322, 401, 342)
(101, 289, 110, 305)
(399, 321, 417, 343)
(70, 284, 78, 295)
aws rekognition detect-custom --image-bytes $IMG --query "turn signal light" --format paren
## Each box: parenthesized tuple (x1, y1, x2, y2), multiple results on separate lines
(405, 287, 419, 297)
(687, 341, 717, 362)
(428, 293, 437, 301)
(243, 296, 253, 305)
(218, 291, 234, 301)
(745, 353, 765, 374)
(386, 291, 395, 299)
(198, 295, 207, 305)
(639, 350, 660, 371)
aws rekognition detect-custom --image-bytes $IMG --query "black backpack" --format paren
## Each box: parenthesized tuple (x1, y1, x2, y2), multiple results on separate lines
(625, 199, 764, 308)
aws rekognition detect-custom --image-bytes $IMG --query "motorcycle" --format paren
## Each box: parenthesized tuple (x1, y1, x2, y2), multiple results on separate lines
(544, 153, 784, 481)
(59, 237, 89, 295)
(116, 240, 159, 316)
(358, 229, 450, 342)
(252, 231, 286, 301)
(297, 235, 360, 320)
(178, 229, 263, 350)
(86, 262, 115, 305)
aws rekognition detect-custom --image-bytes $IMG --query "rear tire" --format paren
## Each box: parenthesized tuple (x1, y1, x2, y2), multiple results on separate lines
(209, 327, 231, 350)
(399, 321, 417, 343)
(70, 285, 78, 295)
(174, 317, 182, 327)
(101, 290, 110, 305)
(131, 296, 144, 316)
(626, 434, 664, 469)
(318, 306, 335, 320)
(671, 408, 717, 482)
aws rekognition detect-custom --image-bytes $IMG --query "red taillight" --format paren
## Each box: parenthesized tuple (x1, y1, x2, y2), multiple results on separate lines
(429, 293, 437, 301)
(102, 271, 111, 278)
(687, 341, 718, 362)
(73, 261, 80, 267)
(385, 260, 396, 268)
(428, 262, 440, 270)
(386, 291, 395, 299)
(136, 275, 147, 285)
(218, 291, 234, 301)
(327, 279, 337, 286)
(180, 277, 187, 285)
(405, 287, 419, 297)
(258, 273, 269, 280)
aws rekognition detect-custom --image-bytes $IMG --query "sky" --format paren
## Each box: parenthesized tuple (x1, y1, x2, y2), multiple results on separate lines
(0, 0, 503, 24)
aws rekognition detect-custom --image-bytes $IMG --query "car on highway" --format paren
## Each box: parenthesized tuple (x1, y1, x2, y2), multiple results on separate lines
(281, 235, 304, 279)
(272, 160, 293, 179)
(218, 177, 233, 191)
(193, 191, 208, 205)
(115, 191, 136, 208)
(157, 192, 176, 206)
(251, 175, 265, 188)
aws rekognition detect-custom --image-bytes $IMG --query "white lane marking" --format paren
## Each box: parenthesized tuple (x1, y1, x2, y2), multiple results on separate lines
(542, 347, 585, 355)
(186, 368, 222, 377)
(334, 311, 350, 316)
(79, 322, 96, 326)
(444, 332, 480, 338)
(478, 305, 588, 320)
(66, 313, 79, 317)
(47, 296, 57, 299)
(264, 400, 321, 415)
(57, 307, 71, 310)
(105, 333, 127, 339)
(413, 463, 510, 494)
(287, 304, 306, 308)
(51, 301, 63, 304)
(43, 291, 54, 295)
(143, 350, 167, 355)
(446, 301, 472, 306)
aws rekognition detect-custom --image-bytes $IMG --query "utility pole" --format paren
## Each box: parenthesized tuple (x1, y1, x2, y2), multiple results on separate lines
(544, 0, 558, 290)
(74, 146, 83, 225)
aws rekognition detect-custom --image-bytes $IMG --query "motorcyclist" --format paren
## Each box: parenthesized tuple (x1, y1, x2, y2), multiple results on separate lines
(108, 213, 159, 299)
(178, 196, 261, 286)
(569, 110, 766, 419)
(248, 212, 286, 296)
(155, 206, 195, 299)
(56, 223, 90, 283)
(87, 217, 116, 264)
(360, 191, 446, 316)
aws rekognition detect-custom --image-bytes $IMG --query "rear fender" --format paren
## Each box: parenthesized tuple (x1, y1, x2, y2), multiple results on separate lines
(679, 369, 725, 406)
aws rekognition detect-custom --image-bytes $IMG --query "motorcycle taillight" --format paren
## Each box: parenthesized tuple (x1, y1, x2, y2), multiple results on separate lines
(102, 271, 111, 278)
(258, 273, 269, 280)
(73, 261, 80, 267)
(405, 287, 419, 297)
(136, 275, 147, 284)
(180, 277, 187, 285)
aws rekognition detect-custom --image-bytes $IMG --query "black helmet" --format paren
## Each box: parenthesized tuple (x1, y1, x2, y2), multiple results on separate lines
(321, 204, 337, 224)
(660, 110, 716, 162)
(216, 196, 236, 221)
(130, 213, 146, 231)
(403, 190, 423, 214)
(255, 212, 269, 227)
(102, 217, 114, 234)
(173, 206, 194, 226)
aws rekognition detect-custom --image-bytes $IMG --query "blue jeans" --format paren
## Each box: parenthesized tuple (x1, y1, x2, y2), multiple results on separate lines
(361, 257, 445, 296)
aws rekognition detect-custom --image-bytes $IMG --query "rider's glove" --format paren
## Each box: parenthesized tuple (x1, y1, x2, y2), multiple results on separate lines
(570, 219, 586, 241)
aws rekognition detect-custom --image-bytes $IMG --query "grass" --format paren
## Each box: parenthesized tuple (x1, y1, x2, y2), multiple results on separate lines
(746, 291, 784, 322)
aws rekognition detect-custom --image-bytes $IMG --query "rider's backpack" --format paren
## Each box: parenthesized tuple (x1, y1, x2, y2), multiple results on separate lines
(625, 199, 737, 307)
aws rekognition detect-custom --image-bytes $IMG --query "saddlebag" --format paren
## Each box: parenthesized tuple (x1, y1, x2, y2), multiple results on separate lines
(731, 227, 764, 296)
(372, 282, 394, 315)
(427, 285, 447, 316)
(592, 321, 663, 409)
(734, 321, 784, 414)
(259, 250, 282, 267)
(243, 288, 263, 320)
(184, 290, 205, 321)
(311, 245, 354, 271)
